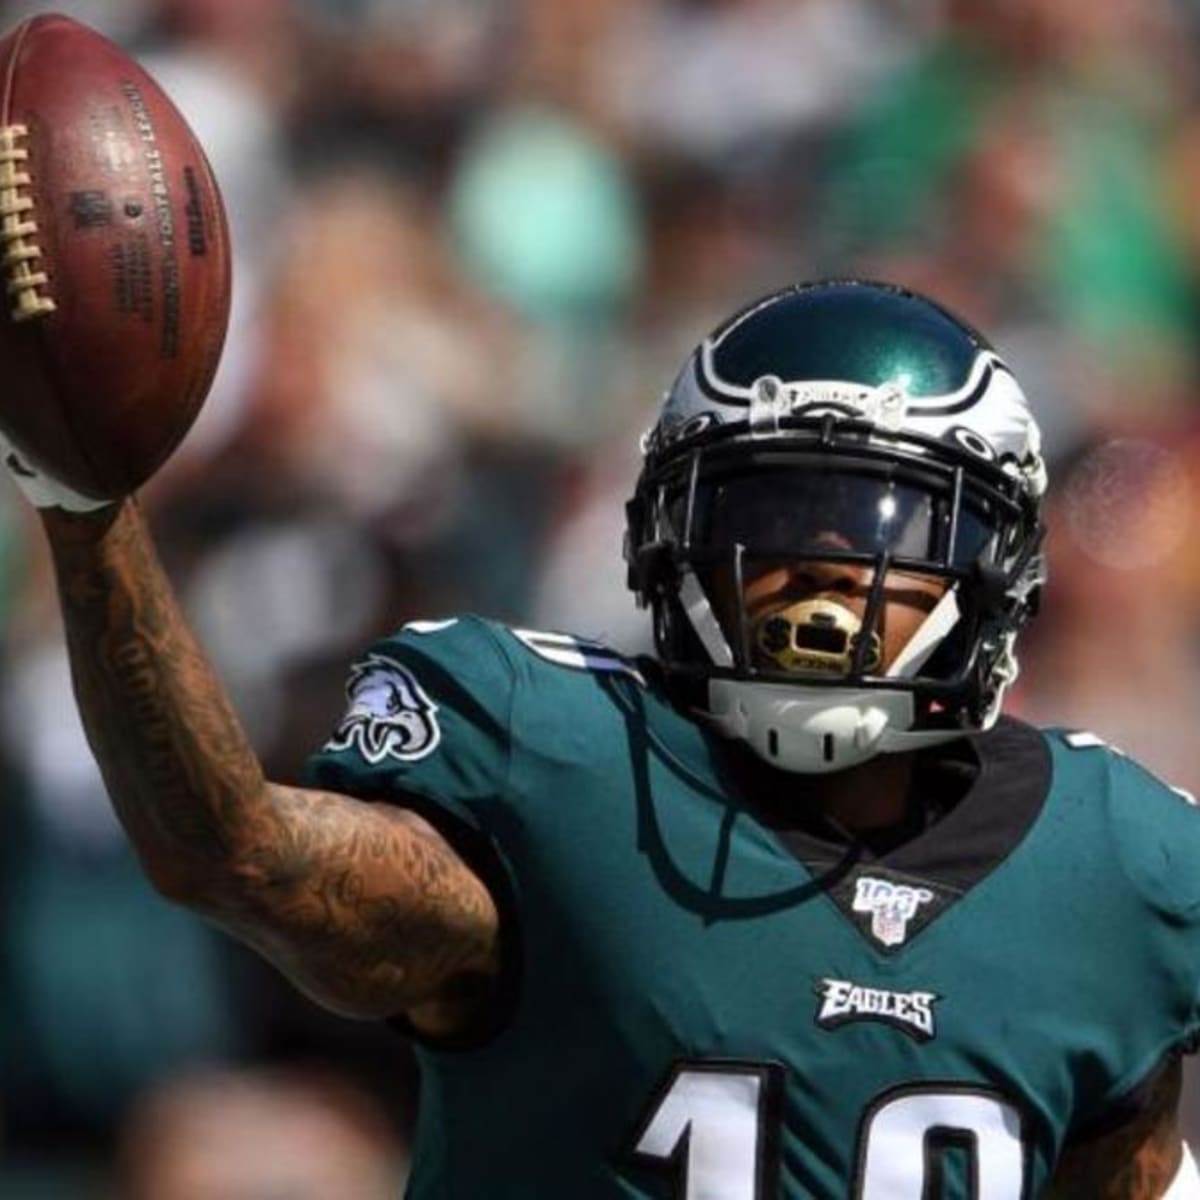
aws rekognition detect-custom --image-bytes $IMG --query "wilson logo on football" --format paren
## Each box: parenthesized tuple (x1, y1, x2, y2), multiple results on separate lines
(325, 653, 441, 765)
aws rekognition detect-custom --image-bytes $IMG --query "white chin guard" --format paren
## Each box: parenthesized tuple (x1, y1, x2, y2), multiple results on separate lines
(703, 680, 967, 774)
(679, 574, 993, 773)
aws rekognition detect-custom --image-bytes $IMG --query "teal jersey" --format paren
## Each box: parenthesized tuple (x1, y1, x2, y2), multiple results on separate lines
(306, 616, 1200, 1199)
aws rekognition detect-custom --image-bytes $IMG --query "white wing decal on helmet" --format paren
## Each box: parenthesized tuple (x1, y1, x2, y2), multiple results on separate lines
(659, 340, 1046, 499)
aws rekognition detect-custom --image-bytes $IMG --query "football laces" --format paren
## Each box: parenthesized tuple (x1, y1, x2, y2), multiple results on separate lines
(0, 124, 56, 322)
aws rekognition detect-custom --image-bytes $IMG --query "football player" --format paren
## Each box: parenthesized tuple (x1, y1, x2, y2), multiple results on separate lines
(11, 280, 1200, 1197)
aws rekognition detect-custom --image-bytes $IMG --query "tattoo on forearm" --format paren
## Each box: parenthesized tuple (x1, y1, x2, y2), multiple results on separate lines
(49, 502, 261, 871)
(1049, 1057, 1183, 1198)
(44, 504, 498, 1016)
(234, 788, 498, 1015)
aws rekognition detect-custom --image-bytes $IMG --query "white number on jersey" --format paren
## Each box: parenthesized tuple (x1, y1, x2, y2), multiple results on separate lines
(632, 1063, 779, 1200)
(634, 1063, 1029, 1198)
(858, 1087, 1026, 1198)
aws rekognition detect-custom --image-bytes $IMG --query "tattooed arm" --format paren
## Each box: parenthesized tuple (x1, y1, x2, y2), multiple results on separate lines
(41, 500, 500, 1034)
(1047, 1057, 1185, 1199)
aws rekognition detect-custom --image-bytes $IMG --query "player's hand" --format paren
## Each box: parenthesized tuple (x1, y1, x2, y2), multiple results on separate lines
(0, 431, 111, 513)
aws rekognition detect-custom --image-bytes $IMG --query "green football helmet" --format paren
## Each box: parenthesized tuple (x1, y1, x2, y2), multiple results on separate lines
(625, 280, 1047, 774)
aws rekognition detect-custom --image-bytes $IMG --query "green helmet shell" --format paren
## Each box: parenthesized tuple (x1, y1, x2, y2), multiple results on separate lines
(708, 280, 985, 398)
(652, 281, 1044, 484)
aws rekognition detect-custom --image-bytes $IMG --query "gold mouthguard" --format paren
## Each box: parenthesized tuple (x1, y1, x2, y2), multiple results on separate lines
(753, 597, 882, 676)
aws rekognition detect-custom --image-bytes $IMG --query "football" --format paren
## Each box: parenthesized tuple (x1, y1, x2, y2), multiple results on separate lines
(0, 13, 230, 499)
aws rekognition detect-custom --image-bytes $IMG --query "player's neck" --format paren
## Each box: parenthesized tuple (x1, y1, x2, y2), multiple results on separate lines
(727, 746, 919, 837)
(803, 752, 917, 833)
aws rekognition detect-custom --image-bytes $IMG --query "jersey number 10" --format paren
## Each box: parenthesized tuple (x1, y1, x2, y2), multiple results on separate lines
(631, 1061, 1028, 1197)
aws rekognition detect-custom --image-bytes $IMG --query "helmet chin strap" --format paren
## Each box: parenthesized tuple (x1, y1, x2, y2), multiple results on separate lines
(683, 572, 969, 774)
(886, 587, 961, 679)
(680, 572, 735, 667)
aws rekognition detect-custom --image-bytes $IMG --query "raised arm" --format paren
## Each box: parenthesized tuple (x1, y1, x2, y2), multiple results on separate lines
(1048, 1057, 1190, 1199)
(40, 499, 500, 1033)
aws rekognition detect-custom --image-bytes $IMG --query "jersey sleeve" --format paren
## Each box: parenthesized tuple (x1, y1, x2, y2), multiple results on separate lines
(1095, 741, 1200, 1040)
(303, 616, 517, 831)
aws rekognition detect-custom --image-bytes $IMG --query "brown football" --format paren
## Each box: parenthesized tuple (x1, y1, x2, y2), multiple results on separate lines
(0, 13, 230, 499)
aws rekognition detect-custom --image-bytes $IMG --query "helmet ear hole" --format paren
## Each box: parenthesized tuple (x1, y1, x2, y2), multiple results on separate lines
(629, 541, 676, 597)
(971, 563, 1013, 618)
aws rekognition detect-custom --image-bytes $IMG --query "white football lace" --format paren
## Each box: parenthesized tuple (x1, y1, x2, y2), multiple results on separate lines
(0, 124, 56, 322)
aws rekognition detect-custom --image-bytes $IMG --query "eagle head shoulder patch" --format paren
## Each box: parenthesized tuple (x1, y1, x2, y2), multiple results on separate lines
(325, 653, 441, 765)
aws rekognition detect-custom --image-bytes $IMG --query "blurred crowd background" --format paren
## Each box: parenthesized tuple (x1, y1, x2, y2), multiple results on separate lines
(4, 0, 1200, 1193)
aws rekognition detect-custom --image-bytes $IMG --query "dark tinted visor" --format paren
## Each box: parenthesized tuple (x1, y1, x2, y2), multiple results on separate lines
(682, 469, 996, 567)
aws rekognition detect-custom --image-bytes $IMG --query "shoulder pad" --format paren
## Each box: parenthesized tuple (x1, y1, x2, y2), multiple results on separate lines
(1053, 730, 1200, 916)
(507, 626, 647, 686)
(305, 616, 515, 812)
(1052, 728, 1196, 806)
